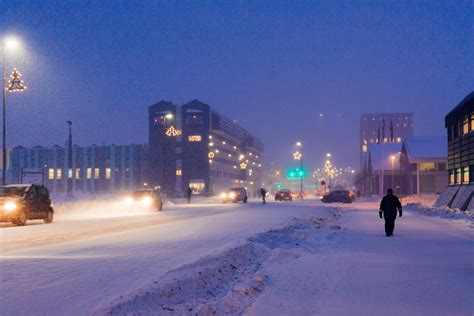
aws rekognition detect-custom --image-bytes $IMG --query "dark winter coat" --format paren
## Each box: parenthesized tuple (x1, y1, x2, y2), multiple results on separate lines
(379, 194, 402, 220)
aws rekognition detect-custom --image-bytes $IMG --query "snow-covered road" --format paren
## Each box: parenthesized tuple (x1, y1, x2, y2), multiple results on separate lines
(1, 200, 472, 315)
(0, 200, 319, 315)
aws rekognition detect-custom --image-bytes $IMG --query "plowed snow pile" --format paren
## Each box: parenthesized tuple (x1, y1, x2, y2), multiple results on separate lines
(103, 210, 343, 315)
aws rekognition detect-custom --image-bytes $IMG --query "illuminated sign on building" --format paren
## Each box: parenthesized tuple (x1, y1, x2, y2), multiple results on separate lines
(165, 126, 182, 137)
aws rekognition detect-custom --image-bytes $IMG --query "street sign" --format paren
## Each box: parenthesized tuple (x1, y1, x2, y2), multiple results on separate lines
(21, 168, 43, 184)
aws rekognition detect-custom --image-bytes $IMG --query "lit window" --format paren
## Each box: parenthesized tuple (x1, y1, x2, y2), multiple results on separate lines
(456, 168, 462, 184)
(105, 168, 111, 179)
(449, 171, 455, 185)
(188, 135, 202, 142)
(419, 163, 435, 171)
(48, 168, 54, 180)
(87, 168, 92, 179)
(463, 167, 469, 183)
(56, 168, 62, 180)
(176, 169, 182, 176)
(189, 182, 205, 194)
(68, 169, 73, 179)
(396, 137, 401, 143)
(471, 114, 474, 132)
(362, 145, 367, 153)
(75, 168, 80, 179)
(462, 117, 469, 135)
(94, 168, 100, 179)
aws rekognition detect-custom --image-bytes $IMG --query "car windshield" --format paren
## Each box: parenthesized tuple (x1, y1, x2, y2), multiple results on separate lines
(132, 190, 152, 198)
(0, 186, 28, 197)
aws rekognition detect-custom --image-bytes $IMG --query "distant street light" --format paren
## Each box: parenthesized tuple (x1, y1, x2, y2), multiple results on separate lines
(162, 112, 174, 200)
(67, 121, 73, 197)
(390, 154, 397, 190)
(2, 36, 24, 185)
(295, 141, 303, 198)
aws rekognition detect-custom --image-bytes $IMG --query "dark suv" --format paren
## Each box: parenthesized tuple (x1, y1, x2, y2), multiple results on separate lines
(0, 184, 54, 226)
(321, 190, 353, 204)
(221, 187, 248, 203)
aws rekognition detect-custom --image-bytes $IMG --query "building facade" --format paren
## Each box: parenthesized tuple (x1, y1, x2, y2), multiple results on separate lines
(148, 99, 263, 197)
(9, 144, 147, 193)
(399, 136, 447, 195)
(436, 92, 474, 210)
(360, 113, 414, 169)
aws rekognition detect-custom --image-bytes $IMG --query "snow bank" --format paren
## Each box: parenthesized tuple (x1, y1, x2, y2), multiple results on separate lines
(404, 203, 474, 228)
(401, 194, 438, 207)
(103, 208, 343, 315)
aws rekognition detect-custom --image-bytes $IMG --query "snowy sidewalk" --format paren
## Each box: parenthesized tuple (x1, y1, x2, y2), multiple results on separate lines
(248, 207, 474, 316)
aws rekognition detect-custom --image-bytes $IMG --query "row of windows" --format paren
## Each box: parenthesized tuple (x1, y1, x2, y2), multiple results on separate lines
(449, 165, 474, 185)
(448, 114, 474, 141)
(47, 168, 133, 180)
(153, 113, 204, 127)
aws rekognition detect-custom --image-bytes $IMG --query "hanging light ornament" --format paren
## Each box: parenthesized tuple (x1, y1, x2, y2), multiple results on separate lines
(8, 68, 26, 92)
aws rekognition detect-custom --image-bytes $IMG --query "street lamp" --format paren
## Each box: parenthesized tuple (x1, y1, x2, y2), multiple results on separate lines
(162, 113, 174, 201)
(67, 121, 73, 197)
(295, 141, 303, 198)
(2, 36, 23, 185)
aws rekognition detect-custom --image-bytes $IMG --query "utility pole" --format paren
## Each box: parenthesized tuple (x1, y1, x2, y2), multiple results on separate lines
(2, 44, 7, 185)
(67, 121, 73, 197)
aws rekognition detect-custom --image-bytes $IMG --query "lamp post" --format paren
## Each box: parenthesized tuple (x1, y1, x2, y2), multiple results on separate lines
(67, 121, 73, 197)
(325, 153, 332, 192)
(390, 155, 395, 190)
(162, 113, 173, 201)
(296, 141, 303, 198)
(2, 37, 22, 185)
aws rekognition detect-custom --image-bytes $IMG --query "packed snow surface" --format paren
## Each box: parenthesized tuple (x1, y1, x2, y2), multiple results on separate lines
(0, 200, 472, 315)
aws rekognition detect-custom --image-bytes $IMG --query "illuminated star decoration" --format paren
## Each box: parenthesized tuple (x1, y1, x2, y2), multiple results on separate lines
(293, 151, 302, 160)
(8, 68, 26, 92)
(240, 162, 247, 169)
(165, 126, 182, 137)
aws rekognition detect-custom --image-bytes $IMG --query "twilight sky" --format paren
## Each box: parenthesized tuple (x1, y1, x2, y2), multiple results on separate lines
(1, 1, 472, 171)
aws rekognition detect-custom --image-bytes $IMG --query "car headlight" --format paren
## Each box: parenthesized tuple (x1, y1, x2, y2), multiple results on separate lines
(220, 192, 227, 199)
(228, 192, 236, 199)
(142, 197, 152, 205)
(4, 202, 17, 212)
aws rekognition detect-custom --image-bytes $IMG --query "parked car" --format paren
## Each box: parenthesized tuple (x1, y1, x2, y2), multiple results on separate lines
(321, 190, 353, 203)
(291, 191, 307, 199)
(275, 189, 293, 201)
(126, 189, 163, 211)
(221, 187, 248, 203)
(0, 184, 54, 226)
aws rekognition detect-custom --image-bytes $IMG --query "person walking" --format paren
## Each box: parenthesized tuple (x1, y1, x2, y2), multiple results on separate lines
(186, 186, 192, 204)
(379, 188, 402, 236)
(260, 188, 267, 204)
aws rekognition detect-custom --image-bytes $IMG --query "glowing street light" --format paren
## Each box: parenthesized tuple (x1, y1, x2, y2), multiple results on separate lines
(390, 154, 397, 190)
(161, 112, 174, 200)
(2, 35, 24, 184)
(293, 141, 304, 197)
